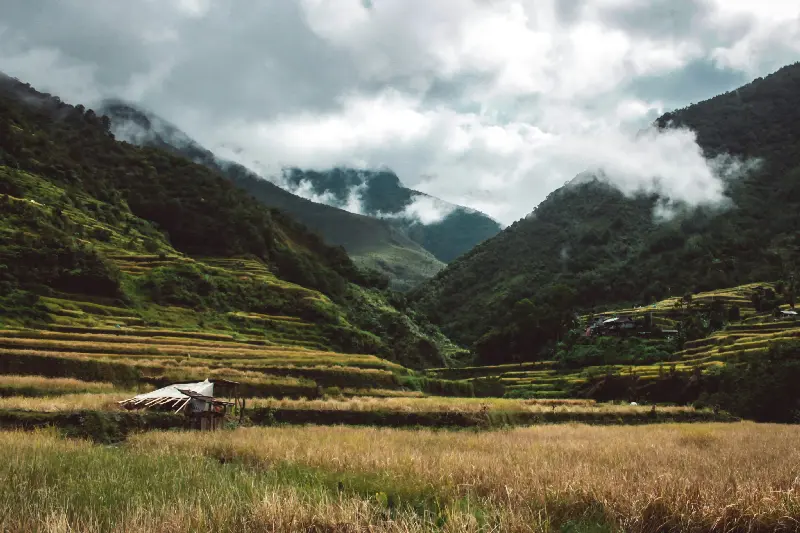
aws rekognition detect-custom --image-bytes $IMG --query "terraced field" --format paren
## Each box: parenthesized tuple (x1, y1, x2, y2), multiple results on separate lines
(428, 361, 582, 398)
(676, 318, 800, 366)
(587, 282, 765, 325)
(0, 320, 416, 397)
(428, 282, 798, 398)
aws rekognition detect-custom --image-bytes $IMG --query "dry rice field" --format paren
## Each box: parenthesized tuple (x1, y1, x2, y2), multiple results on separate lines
(1, 423, 798, 532)
(249, 395, 700, 416)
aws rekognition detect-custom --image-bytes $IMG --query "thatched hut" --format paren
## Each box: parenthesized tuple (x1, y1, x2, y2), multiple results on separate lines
(119, 378, 240, 430)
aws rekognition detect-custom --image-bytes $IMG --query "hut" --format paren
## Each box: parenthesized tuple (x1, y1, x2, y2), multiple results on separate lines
(119, 378, 240, 430)
(780, 309, 798, 320)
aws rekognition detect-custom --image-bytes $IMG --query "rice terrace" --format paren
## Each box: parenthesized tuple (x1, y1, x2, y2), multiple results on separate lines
(3, 13, 800, 533)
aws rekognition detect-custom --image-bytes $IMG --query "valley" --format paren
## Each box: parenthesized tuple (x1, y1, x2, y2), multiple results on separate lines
(1, 57, 800, 532)
(99, 101, 501, 291)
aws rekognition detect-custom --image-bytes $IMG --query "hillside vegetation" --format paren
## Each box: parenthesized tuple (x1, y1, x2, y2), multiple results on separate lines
(99, 101, 445, 291)
(414, 62, 800, 356)
(0, 73, 457, 374)
(424, 277, 800, 421)
(283, 167, 502, 263)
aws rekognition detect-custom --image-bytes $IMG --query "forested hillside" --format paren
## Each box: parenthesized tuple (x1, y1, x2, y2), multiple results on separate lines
(283, 167, 502, 263)
(0, 73, 456, 369)
(414, 62, 800, 361)
(98, 101, 444, 291)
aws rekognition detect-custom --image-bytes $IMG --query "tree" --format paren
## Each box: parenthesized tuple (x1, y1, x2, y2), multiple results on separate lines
(682, 292, 693, 308)
(712, 342, 800, 422)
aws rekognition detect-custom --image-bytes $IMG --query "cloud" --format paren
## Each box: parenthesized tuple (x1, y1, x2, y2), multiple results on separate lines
(284, 171, 456, 225)
(374, 195, 458, 226)
(1, 0, 798, 225)
(291, 179, 365, 214)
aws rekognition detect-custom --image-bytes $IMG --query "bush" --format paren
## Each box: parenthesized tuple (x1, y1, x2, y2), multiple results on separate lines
(709, 341, 800, 422)
(398, 376, 474, 397)
(140, 263, 336, 323)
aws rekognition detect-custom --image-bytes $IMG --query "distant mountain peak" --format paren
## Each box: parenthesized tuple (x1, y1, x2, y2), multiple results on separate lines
(282, 167, 502, 262)
(98, 100, 199, 152)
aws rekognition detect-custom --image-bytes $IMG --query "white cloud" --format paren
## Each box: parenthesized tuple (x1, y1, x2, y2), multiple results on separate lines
(398, 196, 458, 225)
(1, 0, 798, 226)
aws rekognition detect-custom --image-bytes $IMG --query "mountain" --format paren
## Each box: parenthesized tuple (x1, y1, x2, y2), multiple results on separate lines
(97, 100, 444, 292)
(0, 73, 460, 369)
(413, 62, 800, 361)
(282, 167, 502, 263)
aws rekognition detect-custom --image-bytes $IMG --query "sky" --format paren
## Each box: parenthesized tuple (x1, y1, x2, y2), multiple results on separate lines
(2, 0, 799, 225)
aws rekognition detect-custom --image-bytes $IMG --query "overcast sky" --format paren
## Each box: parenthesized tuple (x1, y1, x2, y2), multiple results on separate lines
(2, 0, 799, 225)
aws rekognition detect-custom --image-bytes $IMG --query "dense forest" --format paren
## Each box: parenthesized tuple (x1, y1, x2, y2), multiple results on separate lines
(0, 73, 456, 368)
(414, 62, 800, 362)
(98, 101, 445, 291)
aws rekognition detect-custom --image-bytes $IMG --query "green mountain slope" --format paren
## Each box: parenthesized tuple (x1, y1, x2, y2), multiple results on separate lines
(97, 101, 444, 291)
(0, 73, 458, 369)
(414, 62, 800, 360)
(283, 167, 502, 263)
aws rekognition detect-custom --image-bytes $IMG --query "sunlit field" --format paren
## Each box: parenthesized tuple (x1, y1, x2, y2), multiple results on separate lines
(249, 395, 700, 415)
(0, 375, 116, 396)
(2, 423, 798, 532)
(0, 392, 129, 411)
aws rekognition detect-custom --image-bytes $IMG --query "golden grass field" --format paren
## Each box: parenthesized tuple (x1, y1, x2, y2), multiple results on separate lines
(0, 392, 130, 411)
(0, 389, 705, 420)
(0, 375, 116, 395)
(1, 423, 798, 532)
(247, 395, 702, 416)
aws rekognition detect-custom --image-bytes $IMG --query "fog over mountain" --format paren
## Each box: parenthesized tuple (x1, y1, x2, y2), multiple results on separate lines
(2, 0, 798, 224)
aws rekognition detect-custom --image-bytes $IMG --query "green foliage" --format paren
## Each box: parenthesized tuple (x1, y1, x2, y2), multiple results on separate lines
(99, 102, 447, 291)
(397, 375, 475, 397)
(0, 75, 454, 369)
(139, 262, 336, 323)
(415, 62, 800, 362)
(0, 232, 122, 299)
(342, 286, 455, 368)
(0, 81, 379, 298)
(475, 284, 578, 364)
(0, 287, 49, 322)
(0, 410, 187, 443)
(555, 337, 674, 369)
(708, 341, 800, 423)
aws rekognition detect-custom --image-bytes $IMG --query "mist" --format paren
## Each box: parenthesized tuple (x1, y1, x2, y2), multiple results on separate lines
(3, 0, 796, 225)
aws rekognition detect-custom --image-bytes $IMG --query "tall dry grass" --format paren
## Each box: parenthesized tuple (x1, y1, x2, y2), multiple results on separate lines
(129, 423, 800, 532)
(246, 395, 703, 415)
(0, 430, 494, 533)
(0, 392, 128, 411)
(0, 336, 388, 367)
(0, 375, 115, 396)
(2, 424, 798, 531)
(0, 344, 392, 369)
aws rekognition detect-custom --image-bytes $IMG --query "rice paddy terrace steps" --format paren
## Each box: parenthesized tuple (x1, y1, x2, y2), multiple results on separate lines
(0, 321, 421, 396)
(427, 362, 581, 399)
(422, 283, 797, 400)
(196, 257, 277, 282)
(106, 254, 195, 276)
(107, 254, 310, 297)
(674, 320, 800, 364)
(586, 283, 766, 324)
(32, 285, 332, 349)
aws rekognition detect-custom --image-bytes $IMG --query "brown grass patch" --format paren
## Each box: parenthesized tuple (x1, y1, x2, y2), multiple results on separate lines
(126, 422, 800, 532)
